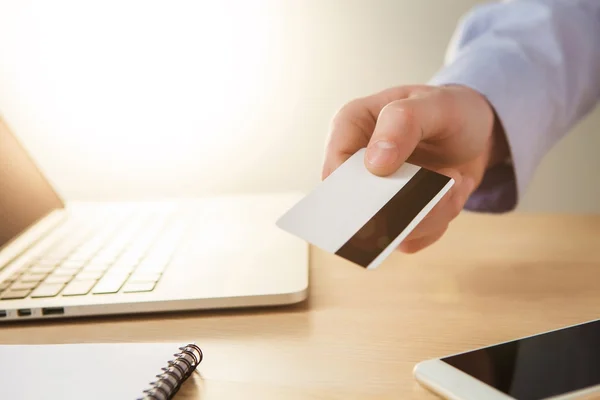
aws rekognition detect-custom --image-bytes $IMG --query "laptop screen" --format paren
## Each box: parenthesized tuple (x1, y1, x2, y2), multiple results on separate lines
(0, 118, 64, 250)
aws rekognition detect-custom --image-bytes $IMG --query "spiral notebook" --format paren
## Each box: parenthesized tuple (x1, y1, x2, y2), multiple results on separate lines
(0, 342, 203, 400)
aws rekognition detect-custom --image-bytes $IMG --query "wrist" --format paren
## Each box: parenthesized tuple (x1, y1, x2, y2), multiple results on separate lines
(446, 83, 510, 170)
(486, 112, 510, 169)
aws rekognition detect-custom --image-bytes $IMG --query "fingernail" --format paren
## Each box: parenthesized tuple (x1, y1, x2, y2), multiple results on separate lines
(366, 140, 398, 167)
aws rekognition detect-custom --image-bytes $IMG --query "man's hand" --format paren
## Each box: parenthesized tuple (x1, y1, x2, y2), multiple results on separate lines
(322, 85, 508, 253)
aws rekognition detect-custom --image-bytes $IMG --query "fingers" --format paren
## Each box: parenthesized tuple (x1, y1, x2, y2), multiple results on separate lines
(323, 85, 486, 180)
(398, 171, 476, 252)
(364, 90, 451, 176)
(321, 99, 374, 179)
(320, 84, 491, 255)
(322, 85, 429, 180)
(398, 224, 448, 254)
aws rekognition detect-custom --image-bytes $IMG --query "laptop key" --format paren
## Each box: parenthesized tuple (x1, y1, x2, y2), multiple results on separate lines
(92, 272, 129, 294)
(136, 260, 169, 273)
(44, 246, 78, 259)
(74, 271, 104, 281)
(6, 271, 24, 282)
(20, 273, 48, 283)
(51, 268, 79, 277)
(10, 281, 39, 290)
(122, 282, 156, 293)
(27, 265, 56, 274)
(128, 272, 161, 283)
(29, 259, 60, 267)
(44, 275, 73, 284)
(58, 260, 87, 269)
(110, 260, 137, 272)
(66, 253, 95, 263)
(81, 264, 110, 273)
(31, 283, 64, 298)
(62, 280, 96, 296)
(116, 251, 144, 265)
(1, 289, 31, 299)
(97, 255, 120, 265)
(0, 281, 10, 291)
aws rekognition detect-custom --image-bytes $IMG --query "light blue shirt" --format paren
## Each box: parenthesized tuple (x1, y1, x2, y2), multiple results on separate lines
(429, 0, 600, 213)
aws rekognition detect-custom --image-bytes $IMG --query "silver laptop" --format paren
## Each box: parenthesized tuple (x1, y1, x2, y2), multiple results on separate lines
(0, 119, 308, 322)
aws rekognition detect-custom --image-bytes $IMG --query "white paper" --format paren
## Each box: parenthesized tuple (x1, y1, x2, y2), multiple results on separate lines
(0, 342, 195, 400)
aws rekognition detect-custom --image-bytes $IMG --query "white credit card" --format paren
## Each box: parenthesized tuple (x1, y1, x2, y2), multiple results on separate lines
(276, 148, 454, 269)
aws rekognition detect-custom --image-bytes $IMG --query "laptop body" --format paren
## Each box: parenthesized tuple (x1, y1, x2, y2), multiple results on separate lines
(0, 118, 308, 322)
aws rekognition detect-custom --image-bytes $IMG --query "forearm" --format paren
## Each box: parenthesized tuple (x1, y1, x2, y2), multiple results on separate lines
(430, 0, 600, 212)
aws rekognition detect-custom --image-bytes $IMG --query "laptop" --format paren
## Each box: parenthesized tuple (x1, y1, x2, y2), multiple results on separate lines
(0, 118, 308, 322)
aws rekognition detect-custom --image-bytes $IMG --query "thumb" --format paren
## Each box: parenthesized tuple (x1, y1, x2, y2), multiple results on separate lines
(364, 93, 443, 176)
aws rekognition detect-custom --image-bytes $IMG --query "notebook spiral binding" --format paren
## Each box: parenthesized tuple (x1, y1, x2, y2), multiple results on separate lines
(138, 344, 203, 400)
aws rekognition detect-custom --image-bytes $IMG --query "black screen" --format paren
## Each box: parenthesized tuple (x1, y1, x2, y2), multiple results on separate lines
(443, 319, 600, 399)
(0, 118, 63, 250)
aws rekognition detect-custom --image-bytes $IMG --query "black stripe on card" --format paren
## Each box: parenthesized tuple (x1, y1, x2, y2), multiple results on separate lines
(334, 168, 451, 268)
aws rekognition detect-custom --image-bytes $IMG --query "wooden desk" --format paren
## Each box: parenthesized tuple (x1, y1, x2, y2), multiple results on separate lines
(1, 212, 599, 399)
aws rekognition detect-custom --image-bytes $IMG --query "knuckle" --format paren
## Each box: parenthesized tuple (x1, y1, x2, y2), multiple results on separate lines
(408, 85, 437, 97)
(333, 98, 364, 121)
(379, 101, 418, 136)
(330, 98, 374, 137)
(433, 87, 462, 126)
(384, 100, 415, 120)
(433, 85, 452, 102)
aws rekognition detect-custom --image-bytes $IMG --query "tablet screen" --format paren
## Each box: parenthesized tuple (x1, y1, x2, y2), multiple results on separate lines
(442, 319, 600, 399)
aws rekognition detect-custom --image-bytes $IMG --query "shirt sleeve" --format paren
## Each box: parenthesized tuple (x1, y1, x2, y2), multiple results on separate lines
(428, 0, 600, 213)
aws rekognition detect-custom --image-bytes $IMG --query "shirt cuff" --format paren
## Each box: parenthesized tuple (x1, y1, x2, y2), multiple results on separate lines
(429, 51, 540, 213)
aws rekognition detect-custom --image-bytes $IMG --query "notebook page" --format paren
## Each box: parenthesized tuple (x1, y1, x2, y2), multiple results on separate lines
(0, 343, 191, 400)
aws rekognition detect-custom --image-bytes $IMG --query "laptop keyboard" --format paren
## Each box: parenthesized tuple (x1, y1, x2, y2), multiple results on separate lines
(0, 209, 186, 300)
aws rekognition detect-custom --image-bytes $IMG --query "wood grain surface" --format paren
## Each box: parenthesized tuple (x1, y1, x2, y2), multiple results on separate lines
(1, 212, 600, 399)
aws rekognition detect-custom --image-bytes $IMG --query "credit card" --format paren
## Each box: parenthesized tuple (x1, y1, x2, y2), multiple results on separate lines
(276, 148, 454, 269)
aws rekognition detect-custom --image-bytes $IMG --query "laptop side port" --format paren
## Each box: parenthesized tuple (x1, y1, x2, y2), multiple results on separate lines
(41, 307, 64, 316)
(0, 310, 6, 317)
(17, 309, 32, 317)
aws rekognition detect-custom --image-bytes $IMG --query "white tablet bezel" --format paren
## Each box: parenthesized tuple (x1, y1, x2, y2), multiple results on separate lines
(413, 318, 600, 400)
(414, 359, 600, 400)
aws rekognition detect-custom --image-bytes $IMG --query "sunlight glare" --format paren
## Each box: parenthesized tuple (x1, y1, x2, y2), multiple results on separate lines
(0, 0, 283, 198)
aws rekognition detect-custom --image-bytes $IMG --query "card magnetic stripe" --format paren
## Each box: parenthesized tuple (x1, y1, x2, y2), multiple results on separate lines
(334, 168, 452, 268)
